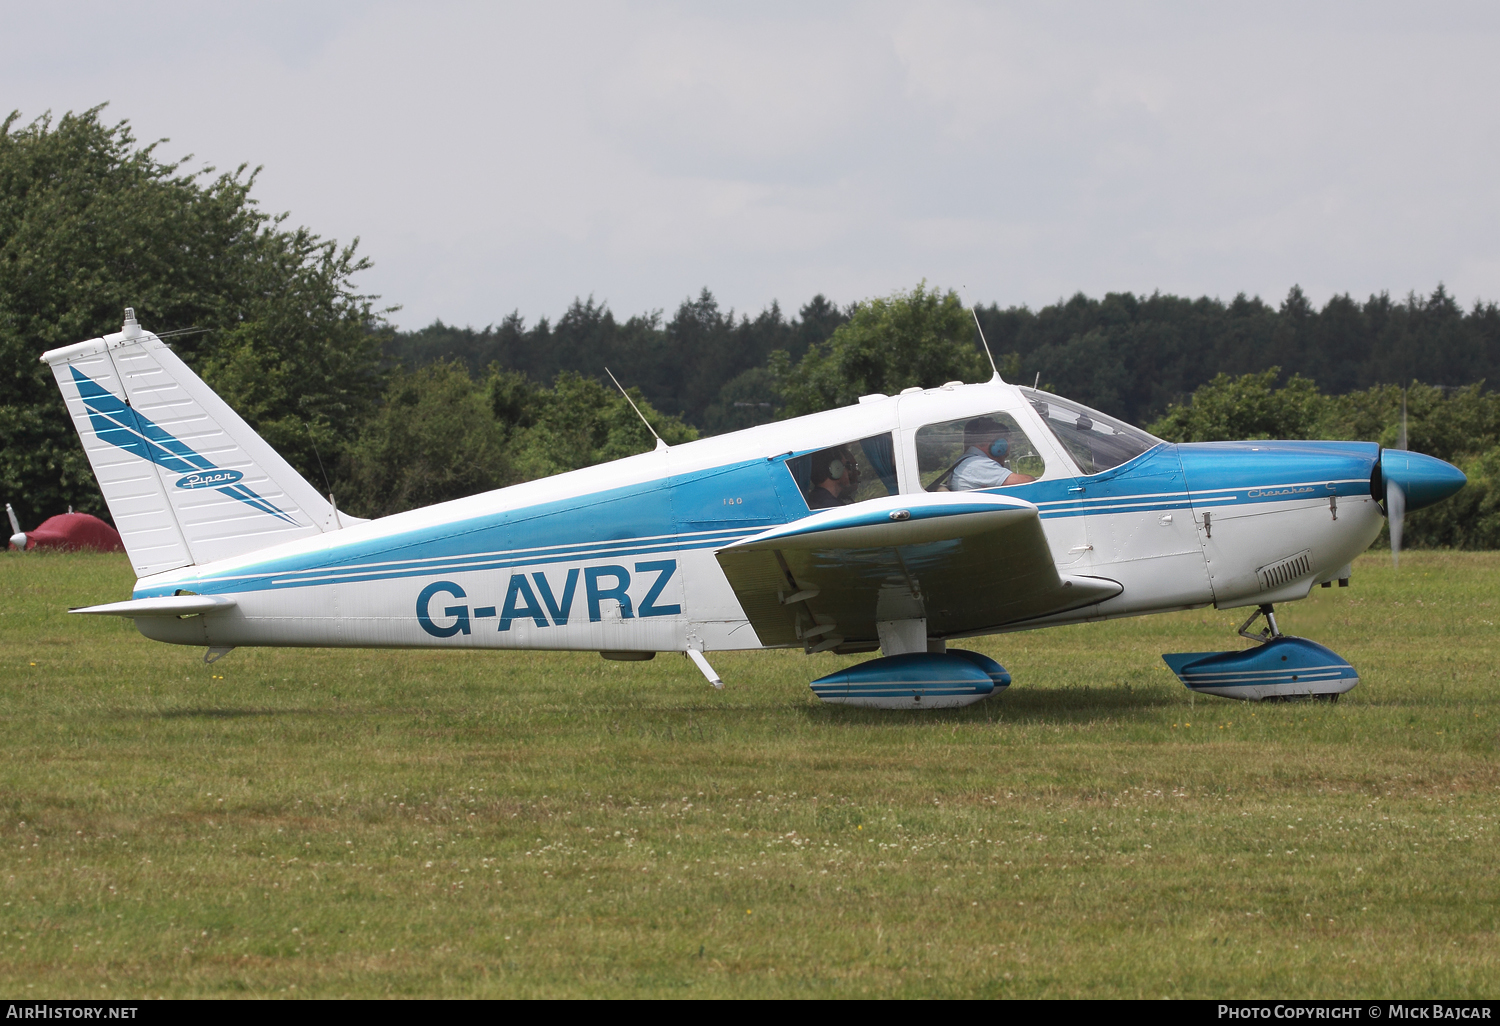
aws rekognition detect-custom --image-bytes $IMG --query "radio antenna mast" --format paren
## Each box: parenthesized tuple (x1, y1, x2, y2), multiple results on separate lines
(605, 367, 667, 451)
(961, 285, 1002, 382)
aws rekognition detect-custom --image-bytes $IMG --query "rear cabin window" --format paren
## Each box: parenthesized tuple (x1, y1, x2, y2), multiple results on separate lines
(1021, 389, 1161, 475)
(916, 412, 1046, 491)
(786, 433, 899, 511)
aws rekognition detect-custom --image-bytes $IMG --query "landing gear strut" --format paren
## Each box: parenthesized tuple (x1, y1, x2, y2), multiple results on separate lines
(1237, 604, 1281, 644)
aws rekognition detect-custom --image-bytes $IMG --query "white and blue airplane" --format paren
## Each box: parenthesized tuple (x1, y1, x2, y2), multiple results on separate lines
(43, 309, 1467, 707)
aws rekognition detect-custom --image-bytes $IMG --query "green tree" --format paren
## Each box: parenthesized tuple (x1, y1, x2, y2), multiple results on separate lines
(1402, 446, 1500, 549)
(505, 372, 696, 483)
(1318, 382, 1500, 464)
(391, 284, 1500, 433)
(699, 366, 781, 434)
(339, 365, 699, 519)
(1147, 369, 1325, 442)
(1025, 327, 1131, 412)
(340, 361, 509, 518)
(771, 282, 986, 416)
(387, 292, 847, 436)
(0, 106, 385, 526)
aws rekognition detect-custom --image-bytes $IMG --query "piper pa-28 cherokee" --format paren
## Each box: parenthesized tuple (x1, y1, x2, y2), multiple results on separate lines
(45, 309, 1467, 708)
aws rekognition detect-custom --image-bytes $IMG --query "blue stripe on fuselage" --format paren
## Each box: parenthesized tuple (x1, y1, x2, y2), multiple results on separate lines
(132, 441, 1381, 599)
(134, 458, 794, 598)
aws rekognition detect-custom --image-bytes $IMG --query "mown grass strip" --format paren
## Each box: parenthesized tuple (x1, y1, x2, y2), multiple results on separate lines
(0, 550, 1495, 997)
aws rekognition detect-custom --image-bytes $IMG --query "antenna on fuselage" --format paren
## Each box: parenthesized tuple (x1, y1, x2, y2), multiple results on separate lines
(961, 285, 1002, 383)
(605, 367, 668, 451)
(305, 426, 345, 529)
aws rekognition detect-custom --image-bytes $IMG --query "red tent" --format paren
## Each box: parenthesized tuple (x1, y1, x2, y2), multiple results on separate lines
(10, 512, 124, 553)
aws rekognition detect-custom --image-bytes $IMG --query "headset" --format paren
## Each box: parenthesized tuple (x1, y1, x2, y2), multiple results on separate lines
(988, 437, 1009, 460)
(827, 459, 846, 480)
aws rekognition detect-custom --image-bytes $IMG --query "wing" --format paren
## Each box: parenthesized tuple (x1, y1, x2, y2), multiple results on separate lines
(714, 493, 1121, 652)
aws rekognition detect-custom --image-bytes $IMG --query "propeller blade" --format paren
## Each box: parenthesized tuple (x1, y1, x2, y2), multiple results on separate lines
(1387, 477, 1405, 569)
(1389, 388, 1409, 568)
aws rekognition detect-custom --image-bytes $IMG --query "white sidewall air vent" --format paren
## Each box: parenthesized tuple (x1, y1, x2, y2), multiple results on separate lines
(1257, 549, 1313, 591)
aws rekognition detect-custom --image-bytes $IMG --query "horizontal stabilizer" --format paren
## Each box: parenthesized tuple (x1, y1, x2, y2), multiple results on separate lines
(71, 595, 238, 617)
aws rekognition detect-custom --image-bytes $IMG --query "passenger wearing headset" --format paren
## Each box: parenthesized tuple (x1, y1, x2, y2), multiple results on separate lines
(949, 417, 1036, 490)
(807, 447, 859, 508)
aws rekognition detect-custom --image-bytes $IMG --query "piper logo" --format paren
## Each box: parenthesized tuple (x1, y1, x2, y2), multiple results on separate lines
(175, 469, 244, 489)
(416, 561, 682, 638)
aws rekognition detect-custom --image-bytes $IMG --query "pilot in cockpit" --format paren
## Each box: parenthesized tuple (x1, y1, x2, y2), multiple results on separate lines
(807, 447, 859, 508)
(949, 417, 1037, 490)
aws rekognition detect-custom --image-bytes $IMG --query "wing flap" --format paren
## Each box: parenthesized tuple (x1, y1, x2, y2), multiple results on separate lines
(715, 493, 1120, 649)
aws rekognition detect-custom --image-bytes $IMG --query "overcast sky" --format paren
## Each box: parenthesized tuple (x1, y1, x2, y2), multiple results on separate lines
(6, 2, 1499, 329)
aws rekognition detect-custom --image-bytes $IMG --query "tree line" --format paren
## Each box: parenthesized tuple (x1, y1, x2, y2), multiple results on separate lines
(394, 284, 1500, 436)
(1, 106, 1495, 547)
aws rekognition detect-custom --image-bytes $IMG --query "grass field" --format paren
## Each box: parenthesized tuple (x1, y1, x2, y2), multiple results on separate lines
(0, 549, 1495, 998)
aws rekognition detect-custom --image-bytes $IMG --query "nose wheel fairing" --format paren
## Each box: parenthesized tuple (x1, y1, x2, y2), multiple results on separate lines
(1163, 605, 1358, 702)
(1163, 637, 1358, 701)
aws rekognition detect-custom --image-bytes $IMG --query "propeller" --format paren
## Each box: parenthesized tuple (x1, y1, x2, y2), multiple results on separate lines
(1377, 396, 1466, 563)
(1386, 469, 1405, 569)
(1386, 388, 1407, 569)
(5, 502, 24, 551)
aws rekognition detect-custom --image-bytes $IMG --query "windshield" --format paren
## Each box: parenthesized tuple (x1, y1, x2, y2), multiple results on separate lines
(1019, 388, 1163, 476)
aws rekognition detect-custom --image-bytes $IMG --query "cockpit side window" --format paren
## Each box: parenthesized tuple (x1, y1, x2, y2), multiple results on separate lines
(785, 433, 899, 511)
(1021, 389, 1162, 476)
(915, 412, 1045, 492)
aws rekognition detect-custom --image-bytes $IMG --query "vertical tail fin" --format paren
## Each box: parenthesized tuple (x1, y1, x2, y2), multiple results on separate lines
(42, 309, 355, 576)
